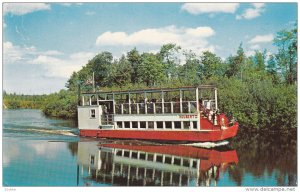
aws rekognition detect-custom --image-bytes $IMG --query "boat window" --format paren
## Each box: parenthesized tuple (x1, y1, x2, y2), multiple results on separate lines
(156, 155, 163, 163)
(139, 153, 146, 160)
(165, 121, 172, 129)
(117, 122, 123, 128)
(124, 151, 130, 157)
(124, 121, 130, 128)
(182, 102, 189, 113)
(193, 121, 198, 129)
(192, 160, 197, 168)
(190, 101, 197, 113)
(156, 121, 163, 129)
(140, 121, 146, 129)
(116, 150, 123, 156)
(90, 109, 96, 118)
(131, 121, 138, 128)
(138, 103, 146, 114)
(132, 152, 138, 159)
(131, 103, 137, 114)
(147, 103, 154, 114)
(147, 154, 154, 161)
(173, 158, 181, 166)
(148, 121, 154, 129)
(173, 102, 180, 113)
(123, 103, 130, 114)
(155, 103, 163, 113)
(165, 156, 172, 164)
(183, 159, 190, 167)
(164, 103, 172, 113)
(115, 104, 122, 114)
(174, 121, 182, 129)
(183, 121, 190, 130)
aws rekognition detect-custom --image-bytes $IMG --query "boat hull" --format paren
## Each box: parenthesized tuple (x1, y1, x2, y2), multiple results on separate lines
(79, 123, 238, 143)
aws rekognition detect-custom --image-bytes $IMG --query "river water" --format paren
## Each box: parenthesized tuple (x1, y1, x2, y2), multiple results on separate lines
(2, 109, 297, 186)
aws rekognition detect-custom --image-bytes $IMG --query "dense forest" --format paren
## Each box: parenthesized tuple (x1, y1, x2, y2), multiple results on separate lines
(3, 26, 297, 136)
(3, 92, 47, 109)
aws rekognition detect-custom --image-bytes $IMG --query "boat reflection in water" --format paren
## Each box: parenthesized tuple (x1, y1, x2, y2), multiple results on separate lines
(77, 140, 238, 186)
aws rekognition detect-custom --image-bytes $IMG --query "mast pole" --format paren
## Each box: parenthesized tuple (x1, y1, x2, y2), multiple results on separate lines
(93, 72, 95, 92)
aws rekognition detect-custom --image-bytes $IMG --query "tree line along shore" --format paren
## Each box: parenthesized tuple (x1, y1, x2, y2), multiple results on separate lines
(3, 26, 297, 137)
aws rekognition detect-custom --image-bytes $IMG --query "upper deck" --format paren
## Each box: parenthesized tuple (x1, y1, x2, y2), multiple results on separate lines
(81, 85, 217, 95)
(78, 85, 218, 115)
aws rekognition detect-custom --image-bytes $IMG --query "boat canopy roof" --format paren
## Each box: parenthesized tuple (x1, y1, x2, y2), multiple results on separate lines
(81, 85, 217, 96)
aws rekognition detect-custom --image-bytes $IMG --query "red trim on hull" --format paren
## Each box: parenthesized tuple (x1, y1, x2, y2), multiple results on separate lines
(80, 122, 238, 142)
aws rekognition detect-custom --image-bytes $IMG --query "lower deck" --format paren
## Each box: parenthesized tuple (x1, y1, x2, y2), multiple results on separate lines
(79, 122, 238, 143)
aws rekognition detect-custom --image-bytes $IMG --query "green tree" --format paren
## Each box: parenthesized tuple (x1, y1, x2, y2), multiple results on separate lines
(274, 26, 297, 84)
(200, 51, 224, 80)
(127, 48, 141, 84)
(90, 52, 114, 87)
(251, 50, 267, 71)
(179, 50, 201, 85)
(158, 43, 181, 80)
(266, 54, 281, 84)
(42, 90, 77, 119)
(225, 44, 246, 79)
(137, 53, 166, 86)
(109, 55, 133, 86)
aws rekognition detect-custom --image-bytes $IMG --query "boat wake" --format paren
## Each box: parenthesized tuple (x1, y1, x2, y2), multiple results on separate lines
(182, 140, 229, 148)
(27, 129, 78, 137)
(4, 127, 78, 137)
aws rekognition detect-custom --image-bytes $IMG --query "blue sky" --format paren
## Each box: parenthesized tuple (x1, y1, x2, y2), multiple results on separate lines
(3, 2, 297, 94)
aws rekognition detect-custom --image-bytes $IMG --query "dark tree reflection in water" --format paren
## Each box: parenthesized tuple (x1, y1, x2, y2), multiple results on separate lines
(68, 142, 78, 157)
(231, 129, 297, 186)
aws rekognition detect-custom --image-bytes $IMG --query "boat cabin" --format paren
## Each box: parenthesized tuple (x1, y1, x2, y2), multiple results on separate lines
(78, 85, 219, 131)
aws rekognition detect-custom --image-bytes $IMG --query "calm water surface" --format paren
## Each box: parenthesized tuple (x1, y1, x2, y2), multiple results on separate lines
(2, 109, 297, 186)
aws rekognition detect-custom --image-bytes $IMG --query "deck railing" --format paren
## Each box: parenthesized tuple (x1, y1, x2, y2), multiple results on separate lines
(114, 101, 197, 115)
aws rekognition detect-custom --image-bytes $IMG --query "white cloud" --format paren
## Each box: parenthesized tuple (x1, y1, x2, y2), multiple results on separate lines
(43, 50, 64, 56)
(30, 52, 95, 78)
(3, 42, 27, 64)
(236, 3, 265, 20)
(181, 3, 239, 15)
(60, 3, 83, 7)
(3, 41, 94, 78)
(3, 3, 50, 16)
(250, 44, 261, 50)
(248, 34, 274, 44)
(26, 142, 63, 160)
(95, 25, 216, 53)
(185, 27, 215, 37)
(253, 3, 265, 9)
(3, 141, 20, 167)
